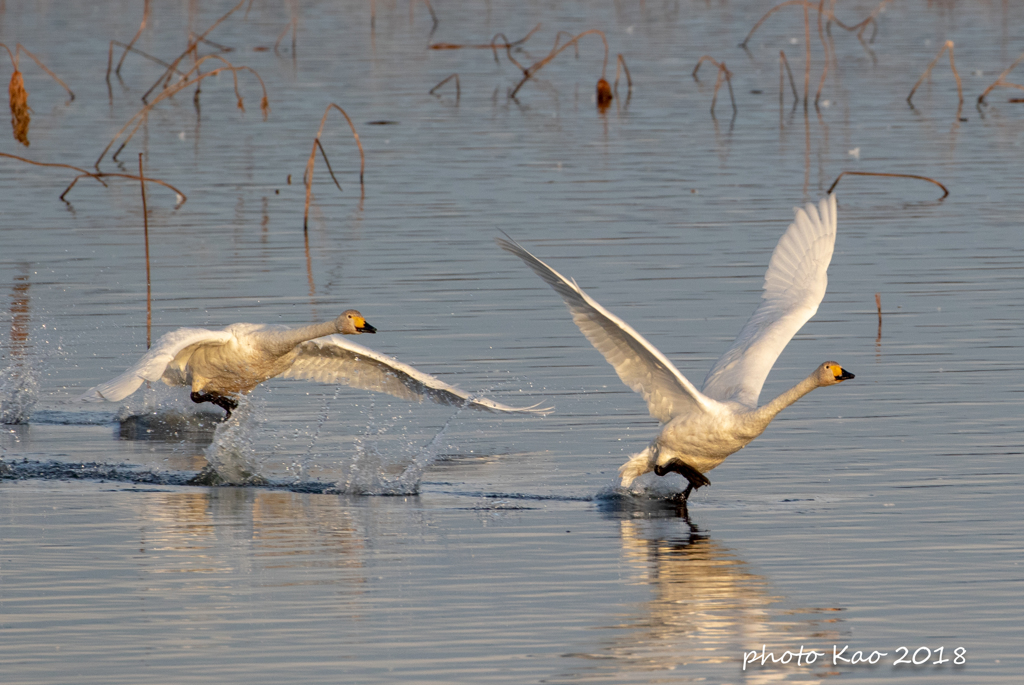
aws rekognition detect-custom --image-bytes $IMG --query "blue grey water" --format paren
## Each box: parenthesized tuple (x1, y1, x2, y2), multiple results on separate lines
(1, 1, 1021, 682)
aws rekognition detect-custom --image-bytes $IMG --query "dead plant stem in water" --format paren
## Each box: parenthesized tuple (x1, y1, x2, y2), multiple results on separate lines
(429, 73, 460, 100)
(977, 51, 1024, 105)
(827, 171, 949, 199)
(0, 151, 185, 204)
(141, 0, 247, 103)
(693, 56, 736, 116)
(907, 40, 964, 120)
(508, 29, 609, 100)
(96, 56, 269, 170)
(139, 154, 152, 349)
(304, 104, 365, 231)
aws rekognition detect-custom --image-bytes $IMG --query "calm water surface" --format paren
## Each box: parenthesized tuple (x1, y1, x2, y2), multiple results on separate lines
(1, 1, 1022, 682)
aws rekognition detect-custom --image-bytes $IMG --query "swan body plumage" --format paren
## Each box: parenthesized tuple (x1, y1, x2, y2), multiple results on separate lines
(81, 309, 547, 416)
(499, 195, 854, 497)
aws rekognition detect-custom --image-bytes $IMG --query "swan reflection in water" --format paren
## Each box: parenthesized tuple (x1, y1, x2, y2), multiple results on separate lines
(563, 499, 845, 682)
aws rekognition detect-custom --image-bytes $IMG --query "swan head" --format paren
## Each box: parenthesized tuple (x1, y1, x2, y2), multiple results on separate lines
(818, 361, 855, 386)
(336, 309, 376, 335)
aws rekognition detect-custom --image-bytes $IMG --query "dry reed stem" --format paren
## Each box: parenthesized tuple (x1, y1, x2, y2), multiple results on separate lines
(116, 0, 150, 76)
(813, 0, 829, 106)
(827, 0, 892, 43)
(142, 0, 247, 103)
(410, 0, 439, 34)
(274, 17, 298, 55)
(780, 50, 799, 107)
(61, 172, 186, 203)
(907, 40, 964, 119)
(429, 73, 460, 100)
(1, 42, 75, 109)
(739, 0, 816, 49)
(430, 22, 540, 52)
(96, 56, 269, 169)
(0, 150, 185, 203)
(613, 54, 631, 96)
(303, 104, 365, 232)
(139, 153, 152, 349)
(826, 171, 949, 199)
(108, 40, 177, 76)
(977, 51, 1024, 104)
(491, 33, 529, 72)
(802, 2, 810, 106)
(0, 152, 105, 187)
(875, 292, 882, 342)
(692, 56, 737, 115)
(508, 29, 609, 99)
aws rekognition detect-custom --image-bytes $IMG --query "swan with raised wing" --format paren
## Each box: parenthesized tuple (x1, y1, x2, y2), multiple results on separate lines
(81, 309, 547, 417)
(498, 195, 853, 499)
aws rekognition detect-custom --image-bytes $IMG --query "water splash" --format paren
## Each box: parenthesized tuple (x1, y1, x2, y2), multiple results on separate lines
(0, 361, 38, 425)
(334, 405, 464, 495)
(200, 396, 268, 485)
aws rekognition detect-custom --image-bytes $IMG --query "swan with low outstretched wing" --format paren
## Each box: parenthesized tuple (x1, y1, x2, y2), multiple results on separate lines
(81, 309, 548, 417)
(498, 195, 853, 499)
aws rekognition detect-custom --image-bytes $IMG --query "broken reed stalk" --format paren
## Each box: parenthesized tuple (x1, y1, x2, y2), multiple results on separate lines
(96, 56, 270, 169)
(303, 103, 365, 231)
(410, 0, 439, 34)
(813, 0, 829, 106)
(826, 171, 949, 199)
(803, 1, 810, 106)
(613, 54, 631, 96)
(977, 51, 1024, 104)
(0, 151, 186, 203)
(141, 0, 247, 103)
(827, 0, 892, 43)
(780, 50, 799, 107)
(739, 0, 816, 49)
(907, 40, 964, 119)
(139, 153, 152, 349)
(429, 22, 540, 52)
(115, 0, 151, 76)
(429, 73, 460, 100)
(875, 292, 882, 334)
(107, 40, 178, 77)
(491, 33, 528, 72)
(692, 56, 737, 115)
(508, 29, 609, 99)
(274, 16, 298, 55)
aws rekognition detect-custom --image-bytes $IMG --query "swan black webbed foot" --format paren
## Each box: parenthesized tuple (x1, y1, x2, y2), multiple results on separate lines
(654, 459, 711, 501)
(190, 391, 239, 419)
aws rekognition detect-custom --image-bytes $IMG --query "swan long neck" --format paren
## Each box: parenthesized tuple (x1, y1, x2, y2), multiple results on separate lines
(259, 320, 338, 357)
(749, 372, 822, 430)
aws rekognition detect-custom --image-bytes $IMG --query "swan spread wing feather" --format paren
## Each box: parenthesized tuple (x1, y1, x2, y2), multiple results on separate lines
(701, 194, 838, 408)
(497, 236, 711, 423)
(79, 328, 235, 402)
(282, 335, 550, 414)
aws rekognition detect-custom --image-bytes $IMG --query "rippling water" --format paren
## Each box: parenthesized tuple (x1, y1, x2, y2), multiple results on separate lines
(1, 0, 1022, 682)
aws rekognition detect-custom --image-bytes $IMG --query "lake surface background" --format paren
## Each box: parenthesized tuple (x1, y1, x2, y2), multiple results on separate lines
(1, 0, 1021, 682)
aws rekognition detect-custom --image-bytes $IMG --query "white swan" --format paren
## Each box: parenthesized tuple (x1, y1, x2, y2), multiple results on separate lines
(81, 309, 547, 417)
(498, 195, 853, 499)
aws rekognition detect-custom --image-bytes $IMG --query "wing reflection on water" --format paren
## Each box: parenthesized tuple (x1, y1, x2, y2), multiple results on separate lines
(564, 500, 845, 682)
(135, 489, 369, 583)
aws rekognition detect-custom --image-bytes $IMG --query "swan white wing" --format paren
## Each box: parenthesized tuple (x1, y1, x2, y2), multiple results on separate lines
(701, 195, 838, 408)
(79, 328, 234, 402)
(281, 335, 551, 414)
(497, 236, 712, 423)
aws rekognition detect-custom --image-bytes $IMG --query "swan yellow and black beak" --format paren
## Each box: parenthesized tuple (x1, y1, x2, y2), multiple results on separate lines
(834, 366, 855, 381)
(356, 317, 376, 334)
